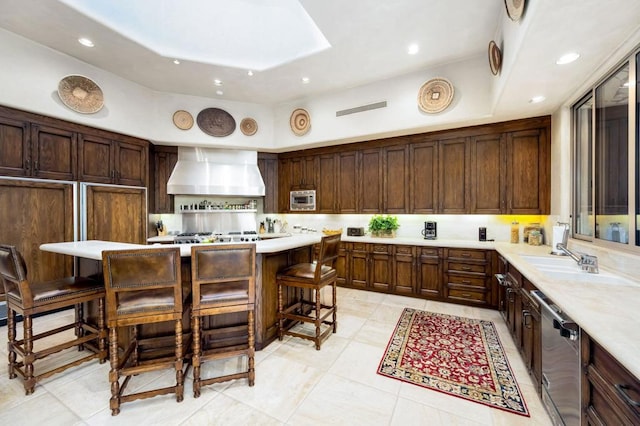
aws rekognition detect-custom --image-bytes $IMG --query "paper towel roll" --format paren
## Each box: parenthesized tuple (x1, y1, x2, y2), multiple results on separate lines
(551, 225, 567, 254)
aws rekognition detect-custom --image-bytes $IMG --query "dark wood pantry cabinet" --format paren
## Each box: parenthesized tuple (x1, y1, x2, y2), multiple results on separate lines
(257, 152, 278, 214)
(149, 145, 178, 214)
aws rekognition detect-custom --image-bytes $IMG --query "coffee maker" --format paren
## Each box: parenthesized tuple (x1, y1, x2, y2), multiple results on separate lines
(421, 221, 437, 240)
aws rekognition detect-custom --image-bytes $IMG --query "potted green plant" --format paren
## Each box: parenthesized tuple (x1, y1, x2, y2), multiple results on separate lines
(368, 215, 400, 238)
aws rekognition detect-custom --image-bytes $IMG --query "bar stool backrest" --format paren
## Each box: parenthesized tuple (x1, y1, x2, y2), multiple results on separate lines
(0, 244, 32, 307)
(191, 244, 256, 311)
(102, 247, 182, 326)
(314, 234, 341, 282)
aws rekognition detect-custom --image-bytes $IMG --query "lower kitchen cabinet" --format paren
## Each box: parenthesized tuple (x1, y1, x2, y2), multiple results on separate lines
(393, 245, 417, 295)
(417, 247, 441, 298)
(443, 248, 493, 306)
(370, 244, 392, 292)
(582, 332, 640, 425)
(520, 278, 542, 393)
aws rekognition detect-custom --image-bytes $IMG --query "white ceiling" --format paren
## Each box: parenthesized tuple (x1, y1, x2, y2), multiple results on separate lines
(1, 0, 640, 118)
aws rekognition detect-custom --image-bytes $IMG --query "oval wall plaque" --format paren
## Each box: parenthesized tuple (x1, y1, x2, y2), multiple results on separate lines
(196, 108, 236, 137)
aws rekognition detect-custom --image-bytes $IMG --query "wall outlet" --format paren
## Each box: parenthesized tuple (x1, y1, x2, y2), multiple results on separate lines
(479, 227, 487, 241)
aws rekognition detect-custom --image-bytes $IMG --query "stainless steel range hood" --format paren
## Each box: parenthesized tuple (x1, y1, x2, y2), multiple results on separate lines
(167, 148, 265, 196)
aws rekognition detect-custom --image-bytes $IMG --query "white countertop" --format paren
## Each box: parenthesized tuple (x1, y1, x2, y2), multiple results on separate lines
(42, 236, 640, 379)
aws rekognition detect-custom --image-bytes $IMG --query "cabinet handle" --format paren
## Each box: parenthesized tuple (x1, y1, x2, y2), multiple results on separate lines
(615, 384, 640, 407)
(522, 310, 532, 328)
(461, 266, 472, 271)
(461, 293, 472, 297)
(461, 280, 471, 284)
(34, 161, 39, 171)
(25, 159, 31, 170)
(111, 170, 116, 179)
(461, 253, 471, 257)
(507, 288, 515, 303)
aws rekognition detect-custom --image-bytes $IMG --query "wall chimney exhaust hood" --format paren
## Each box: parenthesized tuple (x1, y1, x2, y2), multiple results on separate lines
(167, 148, 265, 196)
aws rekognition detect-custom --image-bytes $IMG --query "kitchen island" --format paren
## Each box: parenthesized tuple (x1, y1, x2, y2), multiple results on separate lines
(41, 234, 322, 349)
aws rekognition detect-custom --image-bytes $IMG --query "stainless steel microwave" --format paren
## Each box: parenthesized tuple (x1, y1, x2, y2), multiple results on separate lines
(290, 190, 316, 211)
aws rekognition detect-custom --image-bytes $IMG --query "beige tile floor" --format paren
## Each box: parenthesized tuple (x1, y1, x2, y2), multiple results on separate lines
(0, 288, 552, 425)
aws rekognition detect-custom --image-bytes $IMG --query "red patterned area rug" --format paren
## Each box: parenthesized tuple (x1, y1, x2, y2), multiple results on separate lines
(377, 308, 529, 417)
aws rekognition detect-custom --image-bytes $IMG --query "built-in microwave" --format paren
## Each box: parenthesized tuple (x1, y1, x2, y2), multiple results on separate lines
(290, 190, 316, 211)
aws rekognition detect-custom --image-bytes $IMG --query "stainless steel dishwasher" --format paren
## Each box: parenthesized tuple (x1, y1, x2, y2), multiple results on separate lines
(530, 290, 580, 426)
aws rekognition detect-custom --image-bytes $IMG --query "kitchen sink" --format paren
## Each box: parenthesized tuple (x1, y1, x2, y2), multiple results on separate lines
(519, 255, 639, 287)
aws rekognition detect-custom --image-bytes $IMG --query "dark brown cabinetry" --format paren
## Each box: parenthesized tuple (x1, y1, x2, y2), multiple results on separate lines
(416, 247, 441, 298)
(359, 149, 383, 213)
(257, 153, 278, 214)
(520, 278, 542, 393)
(582, 332, 640, 425)
(289, 155, 317, 190)
(443, 248, 493, 305)
(0, 117, 77, 180)
(150, 145, 178, 213)
(79, 135, 148, 187)
(409, 141, 438, 214)
(383, 145, 408, 213)
(316, 153, 337, 213)
(337, 151, 358, 213)
(438, 138, 469, 213)
(505, 129, 549, 214)
(348, 242, 369, 290)
(470, 134, 504, 214)
(393, 245, 416, 295)
(370, 244, 392, 292)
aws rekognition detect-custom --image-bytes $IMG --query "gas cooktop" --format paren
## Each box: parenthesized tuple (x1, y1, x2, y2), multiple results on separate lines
(174, 231, 260, 244)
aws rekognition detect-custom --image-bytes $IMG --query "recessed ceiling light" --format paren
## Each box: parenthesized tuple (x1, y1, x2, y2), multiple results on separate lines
(213, 79, 223, 86)
(556, 52, 580, 65)
(529, 96, 546, 104)
(247, 70, 254, 76)
(407, 43, 419, 55)
(173, 59, 180, 65)
(301, 77, 310, 84)
(216, 90, 223, 96)
(78, 37, 94, 47)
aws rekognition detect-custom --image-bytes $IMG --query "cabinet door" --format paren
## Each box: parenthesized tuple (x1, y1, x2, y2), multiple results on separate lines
(31, 124, 77, 180)
(337, 151, 358, 213)
(505, 128, 549, 214)
(257, 154, 278, 214)
(116, 140, 148, 187)
(0, 179, 74, 285)
(151, 146, 178, 213)
(78, 134, 115, 183)
(416, 247, 441, 298)
(438, 137, 469, 213)
(349, 243, 369, 289)
(393, 245, 415, 295)
(370, 244, 391, 292)
(409, 141, 438, 214)
(470, 134, 504, 214)
(277, 158, 291, 212)
(521, 287, 542, 392)
(383, 145, 408, 213)
(84, 185, 147, 243)
(317, 153, 336, 213)
(0, 116, 30, 177)
(359, 149, 382, 213)
(335, 243, 348, 286)
(289, 155, 317, 190)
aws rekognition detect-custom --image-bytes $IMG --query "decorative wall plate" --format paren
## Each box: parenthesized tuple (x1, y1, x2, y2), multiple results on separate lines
(57, 75, 104, 114)
(172, 110, 194, 130)
(418, 78, 454, 114)
(504, 0, 526, 22)
(488, 40, 502, 76)
(290, 108, 311, 136)
(240, 117, 258, 136)
(196, 108, 236, 137)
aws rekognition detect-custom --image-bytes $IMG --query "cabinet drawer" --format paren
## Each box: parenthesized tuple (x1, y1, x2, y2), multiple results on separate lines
(372, 244, 391, 254)
(351, 242, 368, 252)
(447, 261, 487, 274)
(447, 248, 487, 262)
(418, 247, 439, 257)
(447, 274, 487, 288)
(447, 288, 487, 303)
(395, 245, 414, 255)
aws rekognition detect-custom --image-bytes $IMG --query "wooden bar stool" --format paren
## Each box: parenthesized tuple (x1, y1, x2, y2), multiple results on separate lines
(277, 233, 341, 350)
(190, 244, 256, 397)
(0, 244, 106, 395)
(102, 247, 186, 416)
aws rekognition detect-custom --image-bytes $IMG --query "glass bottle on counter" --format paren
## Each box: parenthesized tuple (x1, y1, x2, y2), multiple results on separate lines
(510, 221, 520, 244)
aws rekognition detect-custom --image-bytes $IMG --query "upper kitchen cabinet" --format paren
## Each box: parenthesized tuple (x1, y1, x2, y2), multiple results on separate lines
(0, 116, 77, 180)
(289, 155, 317, 190)
(337, 151, 358, 213)
(316, 153, 337, 213)
(409, 140, 438, 214)
(277, 157, 291, 212)
(78, 133, 148, 187)
(382, 145, 409, 213)
(469, 134, 505, 214)
(359, 148, 383, 213)
(438, 137, 469, 214)
(257, 152, 278, 214)
(150, 145, 178, 214)
(505, 128, 550, 214)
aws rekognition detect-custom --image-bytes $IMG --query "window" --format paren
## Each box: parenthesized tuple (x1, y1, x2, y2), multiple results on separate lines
(572, 51, 637, 248)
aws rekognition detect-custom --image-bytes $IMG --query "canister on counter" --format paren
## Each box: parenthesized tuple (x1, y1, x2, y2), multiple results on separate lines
(510, 221, 520, 244)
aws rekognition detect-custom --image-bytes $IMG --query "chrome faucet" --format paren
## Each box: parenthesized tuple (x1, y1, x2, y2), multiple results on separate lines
(555, 226, 599, 273)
